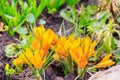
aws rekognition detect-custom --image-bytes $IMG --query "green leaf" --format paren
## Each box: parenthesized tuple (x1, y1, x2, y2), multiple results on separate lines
(116, 48, 120, 55)
(60, 9, 76, 24)
(27, 13, 35, 23)
(46, 0, 65, 13)
(39, 19, 46, 25)
(5, 43, 22, 58)
(6, 69, 15, 75)
(104, 34, 111, 53)
(3, 25, 9, 31)
(96, 11, 111, 21)
(115, 48, 120, 62)
(5, 14, 16, 20)
(5, 64, 15, 75)
(20, 34, 33, 49)
(117, 16, 120, 23)
(66, 0, 79, 7)
(91, 5, 98, 13)
(111, 37, 115, 50)
(17, 27, 28, 35)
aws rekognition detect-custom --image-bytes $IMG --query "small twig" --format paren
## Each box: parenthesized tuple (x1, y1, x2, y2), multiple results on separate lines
(87, 71, 93, 76)
(74, 75, 80, 80)
(43, 69, 45, 80)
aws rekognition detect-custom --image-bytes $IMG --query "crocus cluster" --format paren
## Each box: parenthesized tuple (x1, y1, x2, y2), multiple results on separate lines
(13, 25, 58, 69)
(53, 36, 96, 68)
(53, 35, 115, 69)
(13, 25, 115, 71)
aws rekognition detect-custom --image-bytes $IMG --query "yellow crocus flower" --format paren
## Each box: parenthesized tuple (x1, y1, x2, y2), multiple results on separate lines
(42, 29, 58, 53)
(31, 26, 58, 52)
(68, 36, 81, 50)
(43, 29, 58, 45)
(33, 25, 45, 40)
(70, 47, 88, 68)
(81, 37, 96, 58)
(13, 48, 33, 65)
(69, 36, 96, 69)
(53, 36, 69, 60)
(32, 50, 46, 69)
(31, 39, 41, 51)
(13, 48, 46, 69)
(13, 57, 25, 65)
(96, 54, 115, 68)
(87, 40, 96, 58)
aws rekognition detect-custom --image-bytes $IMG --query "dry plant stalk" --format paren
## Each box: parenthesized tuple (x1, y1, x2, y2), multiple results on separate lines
(98, 0, 120, 18)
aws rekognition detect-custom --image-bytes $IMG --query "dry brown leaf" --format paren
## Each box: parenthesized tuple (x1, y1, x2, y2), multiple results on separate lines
(0, 22, 4, 32)
(0, 34, 2, 37)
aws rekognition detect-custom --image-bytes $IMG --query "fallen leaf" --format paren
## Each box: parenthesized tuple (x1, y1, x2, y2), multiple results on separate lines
(0, 34, 2, 37)
(7, 40, 13, 45)
(0, 22, 4, 32)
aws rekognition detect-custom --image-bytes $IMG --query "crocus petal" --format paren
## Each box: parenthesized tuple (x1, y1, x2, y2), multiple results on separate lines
(81, 37, 91, 57)
(70, 47, 87, 68)
(100, 54, 111, 63)
(33, 50, 45, 69)
(25, 48, 34, 64)
(96, 60, 115, 68)
(52, 34, 58, 45)
(33, 25, 45, 40)
(33, 51, 42, 69)
(13, 57, 24, 65)
(87, 41, 96, 58)
(53, 53, 60, 60)
(77, 56, 88, 68)
(31, 39, 41, 50)
(96, 54, 115, 68)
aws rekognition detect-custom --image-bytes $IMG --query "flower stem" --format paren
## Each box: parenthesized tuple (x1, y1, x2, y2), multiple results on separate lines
(76, 67, 87, 80)
(35, 70, 42, 80)
(79, 67, 87, 78)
